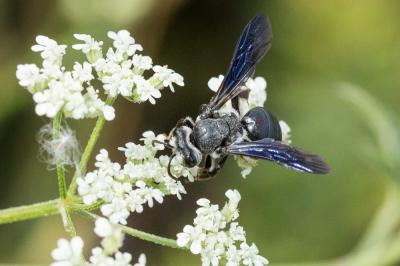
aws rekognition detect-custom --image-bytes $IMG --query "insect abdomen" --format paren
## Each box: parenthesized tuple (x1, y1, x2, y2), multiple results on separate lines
(242, 106, 282, 141)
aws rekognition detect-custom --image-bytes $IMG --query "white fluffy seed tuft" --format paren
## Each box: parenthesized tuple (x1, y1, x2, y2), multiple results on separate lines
(37, 123, 81, 169)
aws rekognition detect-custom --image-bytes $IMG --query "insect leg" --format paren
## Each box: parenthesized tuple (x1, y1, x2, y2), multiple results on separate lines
(152, 139, 175, 150)
(167, 154, 179, 179)
(167, 116, 195, 139)
(177, 117, 195, 128)
(196, 155, 228, 180)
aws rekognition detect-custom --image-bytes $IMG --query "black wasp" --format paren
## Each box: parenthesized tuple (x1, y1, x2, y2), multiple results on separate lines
(162, 14, 330, 180)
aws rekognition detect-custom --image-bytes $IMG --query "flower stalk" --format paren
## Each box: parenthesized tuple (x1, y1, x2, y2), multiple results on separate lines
(53, 111, 67, 199)
(76, 209, 183, 249)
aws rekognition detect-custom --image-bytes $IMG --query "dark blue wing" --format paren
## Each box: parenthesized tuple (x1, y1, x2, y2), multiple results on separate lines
(227, 138, 330, 174)
(208, 14, 272, 112)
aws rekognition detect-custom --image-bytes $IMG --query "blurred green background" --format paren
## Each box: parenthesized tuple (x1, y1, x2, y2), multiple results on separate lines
(1, 0, 400, 265)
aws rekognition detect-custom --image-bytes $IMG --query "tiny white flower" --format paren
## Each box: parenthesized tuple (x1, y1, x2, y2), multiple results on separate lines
(200, 243, 223, 266)
(114, 251, 132, 266)
(140, 131, 166, 150)
(83, 87, 115, 121)
(176, 224, 206, 254)
(219, 100, 239, 117)
(240, 243, 269, 266)
(77, 170, 113, 204)
(246, 77, 267, 108)
(226, 245, 241, 266)
(60, 71, 83, 92)
(136, 180, 164, 208)
(95, 217, 113, 237)
(72, 33, 103, 53)
(229, 222, 246, 242)
(221, 189, 241, 221)
(93, 58, 109, 74)
(207, 75, 224, 92)
(89, 247, 113, 265)
(164, 177, 186, 200)
(197, 198, 211, 208)
(234, 155, 257, 178)
(102, 60, 135, 97)
(95, 149, 122, 177)
(50, 236, 84, 266)
(126, 190, 145, 213)
(111, 180, 132, 196)
(31, 35, 66, 65)
(152, 65, 184, 92)
(132, 54, 153, 70)
(134, 75, 161, 104)
(64, 92, 88, 119)
(107, 30, 143, 55)
(226, 189, 241, 207)
(41, 61, 64, 79)
(105, 47, 125, 63)
(101, 197, 130, 225)
(72, 62, 93, 82)
(279, 120, 292, 145)
(102, 105, 116, 121)
(101, 227, 125, 255)
(194, 201, 226, 232)
(134, 254, 146, 266)
(33, 86, 65, 118)
(16, 64, 43, 91)
(118, 142, 152, 160)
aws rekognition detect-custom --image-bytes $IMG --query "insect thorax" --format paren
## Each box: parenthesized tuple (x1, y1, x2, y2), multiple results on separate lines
(193, 113, 241, 154)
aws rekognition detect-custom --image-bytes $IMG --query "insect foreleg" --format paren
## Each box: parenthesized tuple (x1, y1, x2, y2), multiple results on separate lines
(196, 155, 229, 181)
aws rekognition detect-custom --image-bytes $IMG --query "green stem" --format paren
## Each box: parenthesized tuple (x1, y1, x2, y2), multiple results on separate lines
(121, 223, 182, 249)
(77, 210, 183, 250)
(0, 199, 59, 225)
(0, 199, 104, 225)
(67, 96, 115, 197)
(53, 112, 67, 199)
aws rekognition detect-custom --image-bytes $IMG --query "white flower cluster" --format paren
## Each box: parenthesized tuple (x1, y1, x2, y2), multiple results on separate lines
(16, 30, 184, 120)
(51, 218, 146, 266)
(207, 75, 292, 177)
(177, 189, 268, 266)
(77, 131, 197, 225)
